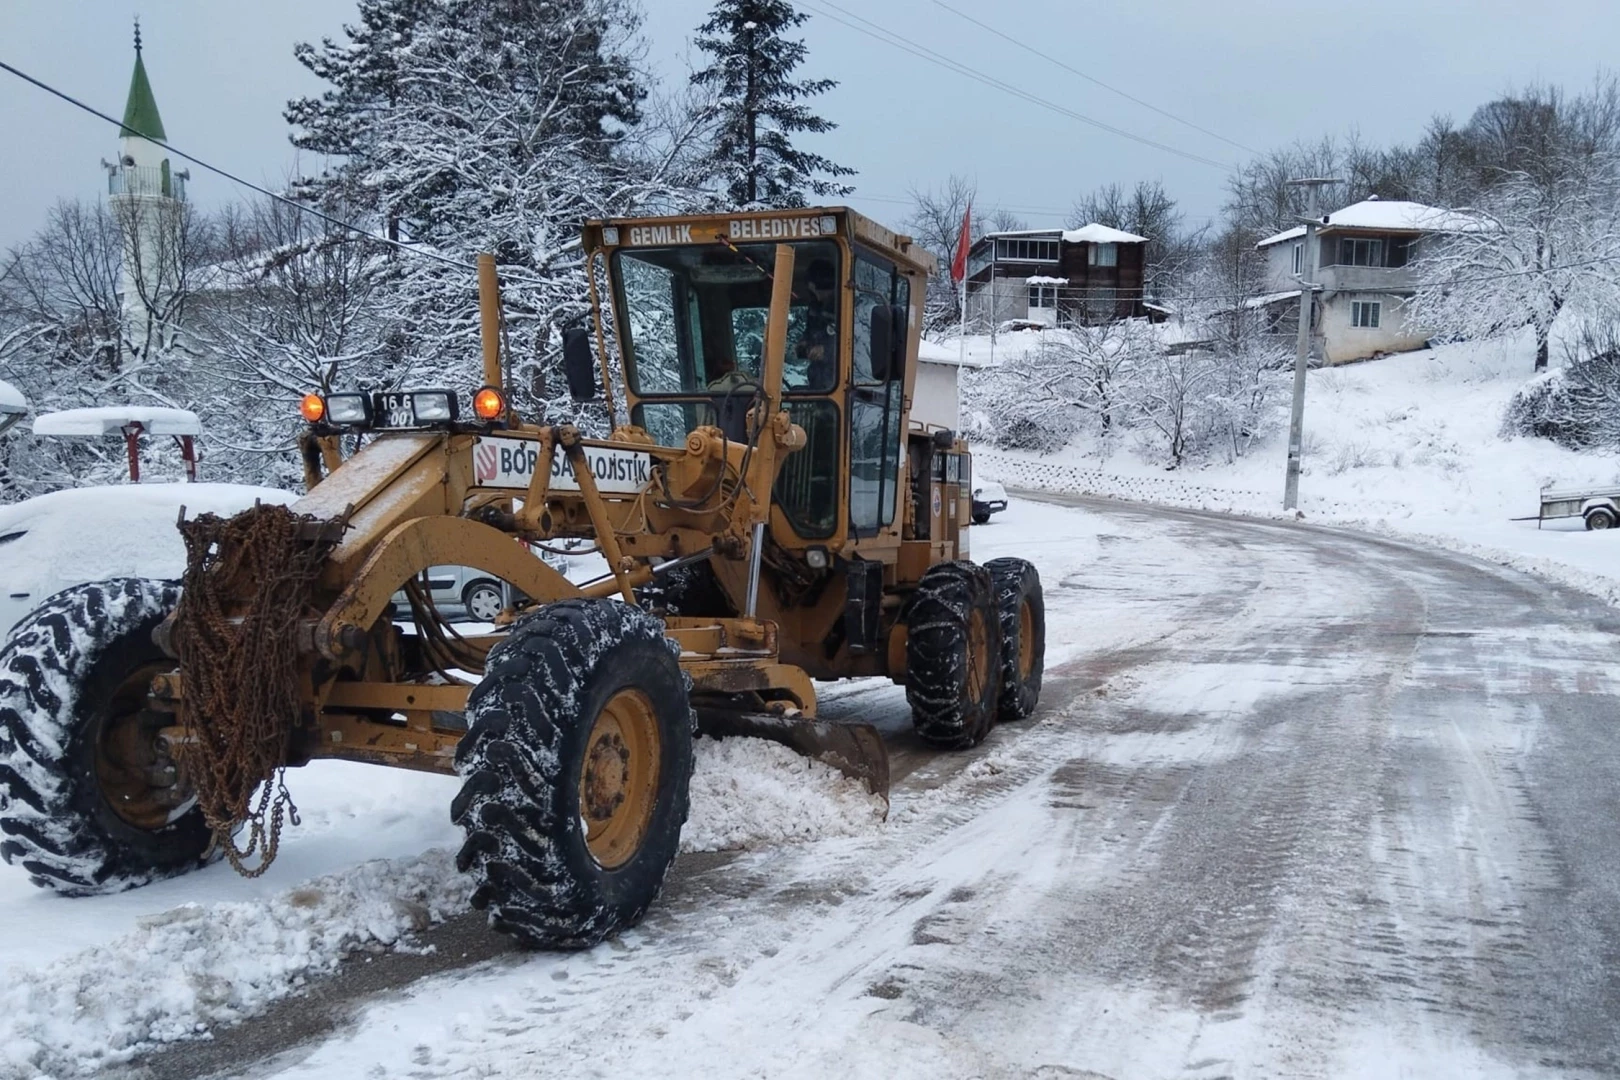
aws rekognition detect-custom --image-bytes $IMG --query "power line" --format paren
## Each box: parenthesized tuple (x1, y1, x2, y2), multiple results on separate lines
(798, 0, 1234, 171)
(0, 57, 476, 272)
(931, 1, 1262, 157)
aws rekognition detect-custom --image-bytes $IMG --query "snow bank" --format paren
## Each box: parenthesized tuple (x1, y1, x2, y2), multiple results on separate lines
(0, 850, 467, 1078)
(682, 737, 886, 853)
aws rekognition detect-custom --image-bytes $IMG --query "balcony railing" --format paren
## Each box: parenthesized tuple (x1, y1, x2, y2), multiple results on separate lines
(107, 165, 186, 201)
(1316, 263, 1414, 293)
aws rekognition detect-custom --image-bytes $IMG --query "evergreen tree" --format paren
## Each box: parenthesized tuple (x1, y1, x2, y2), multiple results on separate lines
(691, 0, 854, 208)
(285, 0, 709, 426)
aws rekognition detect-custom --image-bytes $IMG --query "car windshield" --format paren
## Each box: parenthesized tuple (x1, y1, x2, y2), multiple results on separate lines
(612, 241, 840, 400)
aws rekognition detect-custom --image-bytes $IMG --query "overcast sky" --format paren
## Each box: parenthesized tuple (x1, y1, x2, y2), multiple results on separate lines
(2, 0, 1617, 250)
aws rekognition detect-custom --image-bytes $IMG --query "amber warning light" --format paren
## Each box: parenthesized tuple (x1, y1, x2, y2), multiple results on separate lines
(300, 393, 325, 423)
(474, 386, 505, 421)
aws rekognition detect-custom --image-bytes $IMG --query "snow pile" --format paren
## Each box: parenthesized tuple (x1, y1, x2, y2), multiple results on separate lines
(0, 849, 467, 1078)
(682, 737, 886, 853)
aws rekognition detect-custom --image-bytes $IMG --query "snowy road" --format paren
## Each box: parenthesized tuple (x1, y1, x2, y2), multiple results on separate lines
(13, 494, 1620, 1078)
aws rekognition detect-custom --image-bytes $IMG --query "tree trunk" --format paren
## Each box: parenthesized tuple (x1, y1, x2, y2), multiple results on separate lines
(744, 25, 757, 205)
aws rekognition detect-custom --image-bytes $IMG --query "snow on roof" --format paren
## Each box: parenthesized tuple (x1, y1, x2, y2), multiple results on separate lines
(1025, 275, 1068, 285)
(1062, 223, 1148, 245)
(979, 224, 1148, 244)
(1244, 289, 1304, 309)
(0, 380, 26, 414)
(1257, 199, 1490, 248)
(32, 406, 202, 437)
(918, 338, 986, 368)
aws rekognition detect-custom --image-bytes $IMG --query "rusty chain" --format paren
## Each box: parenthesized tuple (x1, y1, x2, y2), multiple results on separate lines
(171, 504, 338, 877)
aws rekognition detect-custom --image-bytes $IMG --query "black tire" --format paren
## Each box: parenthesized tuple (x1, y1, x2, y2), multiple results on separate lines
(986, 557, 1045, 722)
(972, 510, 992, 525)
(636, 561, 733, 618)
(1587, 507, 1616, 531)
(452, 599, 695, 949)
(905, 561, 1002, 750)
(0, 579, 210, 895)
(462, 579, 505, 622)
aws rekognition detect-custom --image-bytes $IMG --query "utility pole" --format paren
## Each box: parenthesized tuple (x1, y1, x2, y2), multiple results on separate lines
(1282, 177, 1340, 512)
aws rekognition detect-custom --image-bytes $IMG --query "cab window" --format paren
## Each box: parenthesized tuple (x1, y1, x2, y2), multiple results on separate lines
(849, 252, 909, 534)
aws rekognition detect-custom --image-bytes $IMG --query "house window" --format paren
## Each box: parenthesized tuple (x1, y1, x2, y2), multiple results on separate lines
(1089, 242, 1118, 267)
(994, 238, 1058, 262)
(1351, 300, 1381, 328)
(1292, 242, 1303, 275)
(1028, 284, 1056, 309)
(1339, 237, 1385, 267)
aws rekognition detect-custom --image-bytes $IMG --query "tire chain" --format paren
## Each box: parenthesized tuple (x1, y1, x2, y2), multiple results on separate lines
(171, 504, 338, 876)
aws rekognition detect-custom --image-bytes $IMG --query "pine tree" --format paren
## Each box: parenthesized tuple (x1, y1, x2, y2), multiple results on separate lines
(285, 0, 709, 427)
(691, 0, 854, 208)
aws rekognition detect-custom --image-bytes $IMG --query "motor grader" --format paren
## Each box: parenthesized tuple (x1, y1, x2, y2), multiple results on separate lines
(0, 207, 1045, 948)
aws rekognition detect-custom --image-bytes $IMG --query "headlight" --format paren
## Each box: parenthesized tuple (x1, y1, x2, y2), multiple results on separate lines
(325, 393, 371, 426)
(805, 546, 829, 570)
(411, 391, 456, 422)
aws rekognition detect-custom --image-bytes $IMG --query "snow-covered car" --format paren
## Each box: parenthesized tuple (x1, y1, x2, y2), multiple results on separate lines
(972, 479, 1009, 524)
(0, 483, 295, 639)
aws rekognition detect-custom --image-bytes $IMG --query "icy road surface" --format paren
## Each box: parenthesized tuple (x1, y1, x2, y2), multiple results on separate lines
(9, 494, 1620, 1078)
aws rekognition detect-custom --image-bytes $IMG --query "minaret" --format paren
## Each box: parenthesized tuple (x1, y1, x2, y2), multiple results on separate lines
(107, 21, 187, 365)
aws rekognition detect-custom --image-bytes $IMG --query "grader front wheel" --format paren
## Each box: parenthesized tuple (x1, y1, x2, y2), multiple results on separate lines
(452, 599, 694, 949)
(0, 579, 209, 895)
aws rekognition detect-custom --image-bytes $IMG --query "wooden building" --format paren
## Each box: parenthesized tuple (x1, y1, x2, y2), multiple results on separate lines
(963, 224, 1149, 328)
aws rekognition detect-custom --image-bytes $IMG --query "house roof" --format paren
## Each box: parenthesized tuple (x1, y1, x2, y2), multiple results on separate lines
(977, 223, 1149, 245)
(1257, 198, 1488, 248)
(120, 38, 167, 141)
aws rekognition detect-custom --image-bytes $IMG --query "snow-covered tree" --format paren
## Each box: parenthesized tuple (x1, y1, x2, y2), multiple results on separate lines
(1069, 180, 1207, 301)
(690, 0, 854, 208)
(1409, 167, 1620, 372)
(189, 195, 391, 484)
(288, 0, 711, 427)
(0, 200, 208, 498)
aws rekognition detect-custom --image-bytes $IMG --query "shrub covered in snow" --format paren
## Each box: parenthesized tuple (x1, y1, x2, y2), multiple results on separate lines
(1502, 335, 1620, 449)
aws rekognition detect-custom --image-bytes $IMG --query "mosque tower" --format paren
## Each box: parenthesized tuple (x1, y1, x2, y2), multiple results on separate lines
(105, 22, 188, 364)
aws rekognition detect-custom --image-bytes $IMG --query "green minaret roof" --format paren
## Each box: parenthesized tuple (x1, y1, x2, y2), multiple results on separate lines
(120, 27, 166, 142)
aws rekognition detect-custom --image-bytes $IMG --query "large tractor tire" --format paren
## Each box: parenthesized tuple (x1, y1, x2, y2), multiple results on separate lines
(0, 579, 210, 895)
(905, 561, 1002, 750)
(986, 557, 1045, 722)
(452, 598, 695, 949)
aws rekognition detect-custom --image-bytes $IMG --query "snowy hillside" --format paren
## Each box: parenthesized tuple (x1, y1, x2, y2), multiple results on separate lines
(964, 331, 1620, 599)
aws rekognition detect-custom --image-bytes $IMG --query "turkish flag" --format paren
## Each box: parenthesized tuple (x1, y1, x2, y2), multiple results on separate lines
(950, 201, 972, 283)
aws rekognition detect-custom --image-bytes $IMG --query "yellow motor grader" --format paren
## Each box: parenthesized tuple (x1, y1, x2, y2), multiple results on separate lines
(0, 207, 1044, 948)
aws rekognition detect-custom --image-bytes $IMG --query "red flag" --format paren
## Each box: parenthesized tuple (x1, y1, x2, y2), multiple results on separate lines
(950, 201, 972, 283)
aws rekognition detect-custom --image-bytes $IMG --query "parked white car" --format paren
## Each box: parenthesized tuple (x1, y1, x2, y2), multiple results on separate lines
(391, 566, 508, 622)
(0, 483, 294, 639)
(972, 479, 1009, 524)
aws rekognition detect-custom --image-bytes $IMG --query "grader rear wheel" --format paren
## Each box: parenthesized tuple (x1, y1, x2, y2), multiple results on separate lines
(0, 579, 209, 895)
(986, 557, 1045, 722)
(452, 598, 694, 949)
(904, 561, 1002, 750)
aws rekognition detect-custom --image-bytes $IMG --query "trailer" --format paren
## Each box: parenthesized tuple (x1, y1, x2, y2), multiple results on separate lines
(1536, 485, 1620, 530)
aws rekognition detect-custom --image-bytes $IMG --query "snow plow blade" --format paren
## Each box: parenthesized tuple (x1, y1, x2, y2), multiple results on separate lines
(694, 708, 890, 804)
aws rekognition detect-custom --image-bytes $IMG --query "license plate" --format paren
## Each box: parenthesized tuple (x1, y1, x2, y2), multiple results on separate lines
(372, 392, 417, 428)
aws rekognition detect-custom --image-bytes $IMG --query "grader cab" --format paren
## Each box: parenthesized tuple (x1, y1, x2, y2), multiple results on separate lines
(0, 207, 1044, 949)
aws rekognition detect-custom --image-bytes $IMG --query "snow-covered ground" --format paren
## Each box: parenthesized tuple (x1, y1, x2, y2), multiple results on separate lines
(0, 504, 1106, 1077)
(961, 329, 1620, 601)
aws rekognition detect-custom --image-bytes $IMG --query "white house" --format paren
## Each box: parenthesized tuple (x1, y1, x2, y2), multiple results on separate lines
(911, 338, 982, 432)
(1252, 197, 1486, 365)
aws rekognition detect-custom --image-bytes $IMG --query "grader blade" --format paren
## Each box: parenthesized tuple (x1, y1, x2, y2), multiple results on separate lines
(694, 708, 890, 803)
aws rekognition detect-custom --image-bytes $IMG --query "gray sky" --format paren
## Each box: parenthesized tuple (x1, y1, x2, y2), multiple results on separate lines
(3, 0, 1617, 250)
